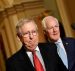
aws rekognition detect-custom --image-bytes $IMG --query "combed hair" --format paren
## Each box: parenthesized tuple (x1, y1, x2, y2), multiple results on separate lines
(42, 16, 59, 30)
(16, 18, 38, 36)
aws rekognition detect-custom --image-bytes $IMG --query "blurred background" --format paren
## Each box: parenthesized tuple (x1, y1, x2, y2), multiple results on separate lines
(0, 0, 75, 71)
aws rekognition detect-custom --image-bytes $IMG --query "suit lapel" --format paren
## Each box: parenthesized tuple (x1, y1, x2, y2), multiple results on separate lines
(20, 47, 35, 71)
(63, 40, 75, 70)
(38, 44, 49, 71)
(38, 43, 57, 71)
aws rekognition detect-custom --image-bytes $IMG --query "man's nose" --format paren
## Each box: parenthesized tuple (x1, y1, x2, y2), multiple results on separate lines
(29, 33, 34, 39)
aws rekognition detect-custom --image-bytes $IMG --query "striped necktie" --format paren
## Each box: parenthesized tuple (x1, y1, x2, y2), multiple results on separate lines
(32, 51, 44, 71)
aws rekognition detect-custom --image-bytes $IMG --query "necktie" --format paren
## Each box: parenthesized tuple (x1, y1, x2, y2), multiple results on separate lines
(32, 51, 44, 71)
(56, 42, 68, 69)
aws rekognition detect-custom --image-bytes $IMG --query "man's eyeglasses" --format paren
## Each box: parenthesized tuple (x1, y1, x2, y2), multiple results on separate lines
(21, 30, 37, 37)
(46, 25, 59, 30)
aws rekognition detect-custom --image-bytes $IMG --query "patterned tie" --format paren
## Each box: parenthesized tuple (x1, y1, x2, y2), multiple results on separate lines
(56, 42, 68, 69)
(32, 51, 44, 71)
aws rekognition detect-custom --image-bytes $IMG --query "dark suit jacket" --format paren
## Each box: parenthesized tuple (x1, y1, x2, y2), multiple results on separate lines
(6, 43, 68, 71)
(62, 37, 75, 71)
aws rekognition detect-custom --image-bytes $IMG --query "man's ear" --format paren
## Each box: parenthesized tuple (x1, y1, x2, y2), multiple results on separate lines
(17, 34, 23, 42)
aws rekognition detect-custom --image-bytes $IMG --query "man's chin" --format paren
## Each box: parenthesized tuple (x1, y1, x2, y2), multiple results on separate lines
(28, 46, 36, 51)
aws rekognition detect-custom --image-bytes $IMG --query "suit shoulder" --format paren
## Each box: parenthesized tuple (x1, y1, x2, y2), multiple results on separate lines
(63, 37, 75, 39)
(38, 42, 54, 46)
(38, 42, 56, 50)
(63, 37, 75, 42)
(6, 47, 24, 63)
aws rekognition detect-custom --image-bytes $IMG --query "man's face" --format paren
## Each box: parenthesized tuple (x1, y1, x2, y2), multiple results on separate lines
(19, 22, 38, 51)
(45, 18, 60, 42)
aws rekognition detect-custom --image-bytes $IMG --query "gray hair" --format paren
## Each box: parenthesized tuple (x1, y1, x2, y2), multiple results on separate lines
(16, 18, 38, 36)
(42, 16, 59, 30)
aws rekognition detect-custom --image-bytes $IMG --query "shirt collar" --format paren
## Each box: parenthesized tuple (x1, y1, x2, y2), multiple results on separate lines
(55, 38, 62, 44)
(27, 46, 40, 53)
(35, 46, 39, 52)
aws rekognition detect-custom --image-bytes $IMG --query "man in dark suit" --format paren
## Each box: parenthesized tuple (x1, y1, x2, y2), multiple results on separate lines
(61, 37, 75, 71)
(6, 43, 57, 71)
(42, 16, 75, 71)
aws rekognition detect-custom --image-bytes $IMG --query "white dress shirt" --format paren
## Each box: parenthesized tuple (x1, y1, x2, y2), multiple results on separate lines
(26, 46, 46, 71)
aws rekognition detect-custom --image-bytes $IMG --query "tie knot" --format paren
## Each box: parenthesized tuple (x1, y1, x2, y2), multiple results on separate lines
(55, 42, 62, 48)
(55, 42, 60, 45)
(32, 50, 36, 55)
